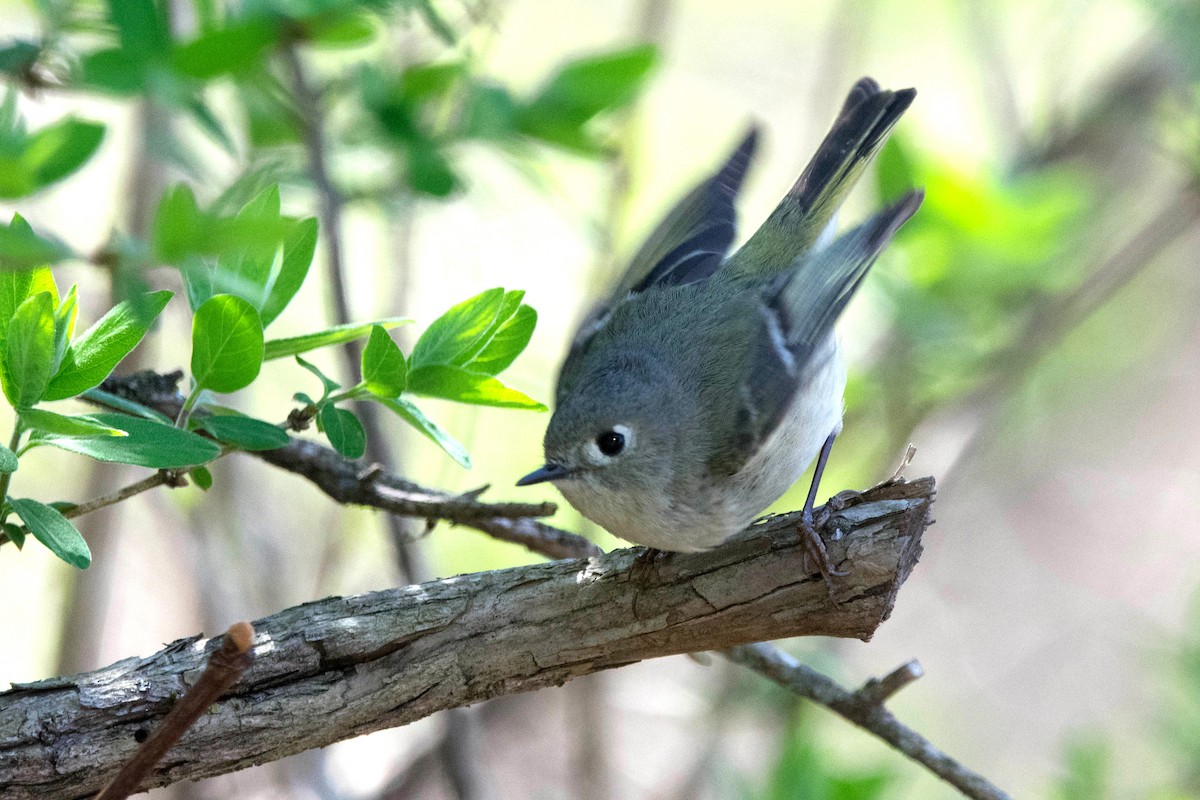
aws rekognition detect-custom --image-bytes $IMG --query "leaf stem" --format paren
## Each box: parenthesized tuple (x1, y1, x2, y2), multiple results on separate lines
(175, 385, 202, 429)
(0, 421, 25, 515)
(323, 383, 367, 406)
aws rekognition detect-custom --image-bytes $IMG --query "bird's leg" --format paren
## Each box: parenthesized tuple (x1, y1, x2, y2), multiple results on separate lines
(800, 431, 849, 590)
(631, 546, 670, 581)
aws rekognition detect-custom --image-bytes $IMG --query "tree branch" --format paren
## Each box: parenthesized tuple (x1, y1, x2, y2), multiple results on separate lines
(94, 623, 255, 800)
(725, 645, 1011, 800)
(77, 372, 1010, 797)
(0, 478, 930, 799)
(88, 372, 558, 525)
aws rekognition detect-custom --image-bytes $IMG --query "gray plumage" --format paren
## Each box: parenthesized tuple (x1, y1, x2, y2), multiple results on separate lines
(521, 78, 922, 553)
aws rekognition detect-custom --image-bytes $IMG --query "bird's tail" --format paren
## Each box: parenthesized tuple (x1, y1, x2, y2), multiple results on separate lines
(727, 78, 915, 277)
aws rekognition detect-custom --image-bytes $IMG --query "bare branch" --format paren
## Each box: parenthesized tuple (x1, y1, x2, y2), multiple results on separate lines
(61, 470, 183, 521)
(0, 479, 930, 799)
(725, 643, 1011, 800)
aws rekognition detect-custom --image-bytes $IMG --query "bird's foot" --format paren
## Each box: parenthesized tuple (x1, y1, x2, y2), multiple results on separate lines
(630, 546, 670, 581)
(799, 517, 848, 600)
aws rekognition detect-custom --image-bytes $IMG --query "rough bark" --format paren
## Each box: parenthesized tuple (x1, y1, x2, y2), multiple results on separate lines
(0, 478, 931, 800)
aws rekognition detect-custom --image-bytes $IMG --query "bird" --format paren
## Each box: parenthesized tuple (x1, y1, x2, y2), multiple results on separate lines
(517, 78, 922, 581)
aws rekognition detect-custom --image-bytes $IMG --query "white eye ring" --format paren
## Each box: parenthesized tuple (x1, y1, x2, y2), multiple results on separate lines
(586, 423, 633, 463)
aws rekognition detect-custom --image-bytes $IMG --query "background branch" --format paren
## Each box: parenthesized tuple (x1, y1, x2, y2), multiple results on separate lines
(0, 478, 929, 799)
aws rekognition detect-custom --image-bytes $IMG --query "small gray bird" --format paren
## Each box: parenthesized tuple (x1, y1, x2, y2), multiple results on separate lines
(518, 78, 921, 579)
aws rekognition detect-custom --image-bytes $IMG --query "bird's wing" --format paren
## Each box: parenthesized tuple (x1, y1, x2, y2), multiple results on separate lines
(724, 78, 916, 278)
(563, 130, 758, 362)
(708, 191, 923, 476)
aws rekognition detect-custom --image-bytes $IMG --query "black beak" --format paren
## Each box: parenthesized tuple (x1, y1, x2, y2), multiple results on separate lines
(516, 462, 568, 486)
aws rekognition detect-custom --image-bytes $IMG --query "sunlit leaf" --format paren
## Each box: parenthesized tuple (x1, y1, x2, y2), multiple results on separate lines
(259, 217, 318, 326)
(0, 215, 72, 271)
(470, 304, 536, 375)
(172, 18, 277, 79)
(410, 288, 504, 369)
(379, 396, 470, 468)
(0, 118, 105, 199)
(407, 364, 546, 410)
(454, 289, 523, 367)
(191, 294, 264, 393)
(361, 325, 407, 397)
(4, 291, 55, 407)
(518, 45, 658, 152)
(20, 408, 126, 438)
(264, 317, 412, 360)
(45, 290, 172, 401)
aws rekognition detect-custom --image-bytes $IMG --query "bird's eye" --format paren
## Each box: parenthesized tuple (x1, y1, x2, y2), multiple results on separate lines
(596, 429, 625, 457)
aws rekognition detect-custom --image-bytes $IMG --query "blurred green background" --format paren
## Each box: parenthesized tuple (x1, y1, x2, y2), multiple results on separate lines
(2, 0, 1200, 797)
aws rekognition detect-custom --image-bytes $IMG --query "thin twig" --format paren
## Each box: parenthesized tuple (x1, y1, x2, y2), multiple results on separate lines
(725, 643, 1012, 800)
(94, 622, 256, 800)
(61, 471, 179, 520)
(0, 471, 185, 548)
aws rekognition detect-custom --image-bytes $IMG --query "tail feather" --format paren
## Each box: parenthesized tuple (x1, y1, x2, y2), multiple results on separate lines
(776, 189, 924, 353)
(728, 78, 915, 276)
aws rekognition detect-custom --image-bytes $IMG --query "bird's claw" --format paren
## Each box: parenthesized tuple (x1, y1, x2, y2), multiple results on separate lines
(799, 519, 848, 600)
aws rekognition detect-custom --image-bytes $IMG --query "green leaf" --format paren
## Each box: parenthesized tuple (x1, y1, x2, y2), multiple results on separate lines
(3, 522, 25, 548)
(406, 365, 546, 410)
(195, 415, 289, 451)
(519, 45, 658, 152)
(0, 265, 37, 347)
(264, 317, 412, 360)
(51, 284, 78, 375)
(259, 217, 318, 327)
(361, 325, 408, 397)
(319, 404, 365, 458)
(109, 0, 171, 59)
(0, 216, 72, 271)
(20, 408, 127, 438)
(410, 288, 505, 369)
(34, 413, 221, 468)
(0, 443, 17, 473)
(379, 397, 470, 468)
(190, 465, 213, 490)
(295, 354, 340, 399)
(0, 118, 106, 199)
(4, 291, 56, 407)
(191, 294, 264, 393)
(10, 497, 90, 568)
(406, 140, 458, 197)
(79, 48, 147, 95)
(454, 290, 524, 367)
(153, 184, 202, 263)
(306, 11, 377, 47)
(171, 19, 277, 79)
(45, 290, 172, 401)
(471, 304, 536, 375)
(80, 388, 173, 424)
